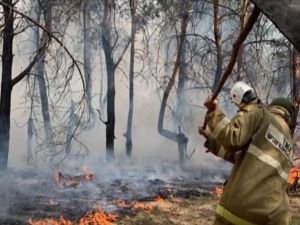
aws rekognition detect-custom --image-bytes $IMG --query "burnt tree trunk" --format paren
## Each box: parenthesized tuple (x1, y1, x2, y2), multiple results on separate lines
(158, 0, 190, 164)
(292, 48, 300, 134)
(236, 0, 249, 81)
(125, 0, 137, 157)
(27, 117, 34, 164)
(101, 0, 130, 160)
(27, 0, 39, 164)
(0, 0, 14, 170)
(36, 0, 55, 152)
(102, 0, 116, 160)
(0, 0, 49, 170)
(83, 1, 94, 122)
(65, 101, 79, 156)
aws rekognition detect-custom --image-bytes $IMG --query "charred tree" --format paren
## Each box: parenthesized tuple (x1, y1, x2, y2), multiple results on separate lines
(0, 0, 48, 170)
(35, 0, 55, 152)
(101, 0, 116, 160)
(158, 0, 190, 164)
(292, 48, 300, 134)
(83, 1, 94, 122)
(237, 0, 249, 81)
(101, 0, 130, 160)
(174, 40, 188, 128)
(65, 101, 79, 157)
(0, 0, 14, 171)
(124, 0, 137, 157)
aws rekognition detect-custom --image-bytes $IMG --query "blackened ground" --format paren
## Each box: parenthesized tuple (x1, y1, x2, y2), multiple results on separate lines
(0, 165, 226, 224)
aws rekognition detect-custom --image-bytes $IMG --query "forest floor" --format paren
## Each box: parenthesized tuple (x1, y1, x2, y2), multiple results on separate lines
(118, 195, 300, 225)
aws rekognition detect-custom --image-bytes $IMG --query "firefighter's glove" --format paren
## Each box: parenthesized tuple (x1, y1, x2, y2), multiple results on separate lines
(198, 126, 209, 138)
(204, 95, 218, 113)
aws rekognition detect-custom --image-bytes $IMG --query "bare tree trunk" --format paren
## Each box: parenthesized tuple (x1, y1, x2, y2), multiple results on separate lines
(212, 0, 223, 91)
(0, 0, 14, 170)
(83, 1, 94, 121)
(27, 0, 39, 164)
(237, 0, 249, 81)
(292, 48, 300, 134)
(99, 51, 106, 113)
(65, 101, 79, 156)
(27, 117, 34, 164)
(158, 0, 190, 164)
(36, 0, 55, 152)
(124, 0, 137, 157)
(102, 0, 115, 160)
(174, 40, 187, 127)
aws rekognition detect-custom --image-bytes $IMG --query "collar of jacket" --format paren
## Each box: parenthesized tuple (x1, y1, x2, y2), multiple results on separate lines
(238, 99, 260, 112)
(268, 105, 291, 125)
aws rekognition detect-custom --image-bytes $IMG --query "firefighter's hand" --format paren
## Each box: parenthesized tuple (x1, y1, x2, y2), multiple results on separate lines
(204, 95, 218, 112)
(204, 139, 211, 153)
(198, 126, 209, 138)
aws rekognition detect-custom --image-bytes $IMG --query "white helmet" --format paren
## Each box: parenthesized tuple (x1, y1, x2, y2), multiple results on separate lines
(229, 81, 253, 105)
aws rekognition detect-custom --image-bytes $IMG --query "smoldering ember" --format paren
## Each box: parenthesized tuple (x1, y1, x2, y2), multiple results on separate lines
(1, 0, 300, 225)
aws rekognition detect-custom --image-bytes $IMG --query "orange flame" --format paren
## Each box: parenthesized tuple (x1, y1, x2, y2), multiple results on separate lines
(288, 167, 300, 185)
(54, 173, 64, 189)
(28, 209, 117, 225)
(154, 195, 164, 203)
(116, 196, 165, 213)
(28, 216, 72, 225)
(214, 186, 223, 198)
(53, 166, 94, 189)
(79, 210, 117, 225)
(82, 165, 94, 181)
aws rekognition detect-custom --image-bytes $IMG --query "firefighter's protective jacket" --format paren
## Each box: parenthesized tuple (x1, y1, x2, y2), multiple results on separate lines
(205, 102, 293, 225)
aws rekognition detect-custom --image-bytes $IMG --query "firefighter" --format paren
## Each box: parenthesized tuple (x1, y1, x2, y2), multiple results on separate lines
(199, 82, 295, 225)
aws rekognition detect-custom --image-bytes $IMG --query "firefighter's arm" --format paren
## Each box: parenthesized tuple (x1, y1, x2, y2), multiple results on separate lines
(204, 134, 235, 163)
(208, 108, 262, 152)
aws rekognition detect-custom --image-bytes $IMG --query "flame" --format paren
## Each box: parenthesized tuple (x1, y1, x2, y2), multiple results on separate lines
(28, 209, 117, 225)
(154, 195, 164, 203)
(28, 216, 72, 225)
(54, 173, 64, 189)
(116, 196, 165, 213)
(79, 209, 117, 225)
(82, 165, 94, 181)
(53, 166, 94, 189)
(288, 167, 300, 185)
(214, 186, 223, 198)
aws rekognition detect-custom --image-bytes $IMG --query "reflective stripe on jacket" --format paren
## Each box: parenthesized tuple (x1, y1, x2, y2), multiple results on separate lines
(205, 103, 293, 225)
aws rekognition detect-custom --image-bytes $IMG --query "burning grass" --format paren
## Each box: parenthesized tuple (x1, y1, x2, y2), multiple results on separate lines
(119, 195, 300, 225)
(118, 196, 217, 225)
(28, 209, 118, 225)
(1, 165, 300, 225)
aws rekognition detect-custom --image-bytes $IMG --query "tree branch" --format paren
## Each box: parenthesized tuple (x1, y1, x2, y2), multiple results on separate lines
(0, 0, 85, 94)
(114, 39, 131, 69)
(11, 33, 49, 87)
(158, 0, 190, 142)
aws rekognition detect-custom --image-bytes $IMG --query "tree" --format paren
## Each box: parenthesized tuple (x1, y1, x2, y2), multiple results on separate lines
(0, 0, 49, 170)
(35, 0, 55, 152)
(82, 0, 94, 123)
(158, 0, 190, 164)
(124, 0, 137, 157)
(101, 0, 130, 160)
